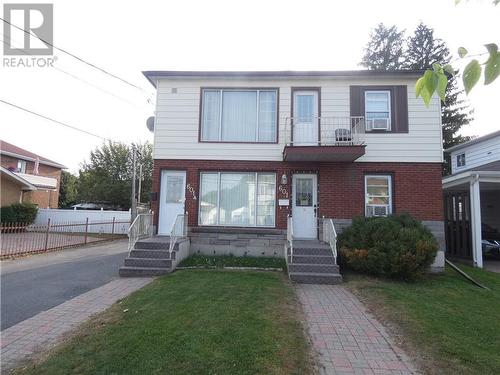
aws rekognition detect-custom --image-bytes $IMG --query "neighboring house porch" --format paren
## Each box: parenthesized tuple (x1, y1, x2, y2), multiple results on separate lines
(443, 171, 500, 269)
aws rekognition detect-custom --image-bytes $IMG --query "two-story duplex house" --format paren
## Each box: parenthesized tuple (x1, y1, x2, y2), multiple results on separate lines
(443, 130, 500, 270)
(140, 70, 445, 277)
(0, 140, 65, 208)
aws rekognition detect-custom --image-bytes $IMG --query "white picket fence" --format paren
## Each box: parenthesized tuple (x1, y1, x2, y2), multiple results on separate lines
(34, 208, 131, 234)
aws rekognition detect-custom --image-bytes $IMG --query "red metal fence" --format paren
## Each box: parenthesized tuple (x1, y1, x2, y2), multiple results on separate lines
(1, 218, 130, 258)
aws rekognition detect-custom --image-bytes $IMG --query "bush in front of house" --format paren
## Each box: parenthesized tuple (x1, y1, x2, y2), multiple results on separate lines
(0, 203, 38, 224)
(338, 214, 438, 280)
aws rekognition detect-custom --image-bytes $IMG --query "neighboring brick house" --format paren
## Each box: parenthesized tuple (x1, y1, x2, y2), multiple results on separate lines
(0, 140, 66, 208)
(128, 70, 446, 277)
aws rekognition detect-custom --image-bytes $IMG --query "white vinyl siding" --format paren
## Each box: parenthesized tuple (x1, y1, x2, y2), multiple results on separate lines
(450, 134, 500, 174)
(200, 89, 277, 142)
(153, 78, 442, 163)
(199, 172, 276, 227)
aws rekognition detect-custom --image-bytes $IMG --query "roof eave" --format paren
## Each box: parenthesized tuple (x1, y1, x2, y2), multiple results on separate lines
(142, 69, 425, 88)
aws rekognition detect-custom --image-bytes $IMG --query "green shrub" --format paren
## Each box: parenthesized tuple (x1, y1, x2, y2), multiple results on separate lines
(0, 203, 38, 224)
(338, 214, 438, 280)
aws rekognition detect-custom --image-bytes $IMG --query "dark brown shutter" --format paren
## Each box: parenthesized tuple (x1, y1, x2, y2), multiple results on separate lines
(393, 85, 408, 133)
(349, 86, 364, 117)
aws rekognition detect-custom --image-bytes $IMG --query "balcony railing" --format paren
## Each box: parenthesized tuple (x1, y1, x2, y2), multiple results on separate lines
(283, 116, 365, 147)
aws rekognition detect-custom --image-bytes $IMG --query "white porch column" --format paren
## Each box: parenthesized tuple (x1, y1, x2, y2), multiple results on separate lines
(470, 176, 483, 268)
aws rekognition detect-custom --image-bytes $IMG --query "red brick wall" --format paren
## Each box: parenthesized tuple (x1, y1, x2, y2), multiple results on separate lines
(152, 159, 444, 229)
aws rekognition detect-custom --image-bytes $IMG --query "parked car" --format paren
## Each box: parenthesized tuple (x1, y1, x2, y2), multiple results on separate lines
(482, 223, 500, 258)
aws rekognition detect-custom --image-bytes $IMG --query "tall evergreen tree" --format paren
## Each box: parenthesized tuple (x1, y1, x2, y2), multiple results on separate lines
(404, 23, 473, 175)
(360, 24, 405, 70)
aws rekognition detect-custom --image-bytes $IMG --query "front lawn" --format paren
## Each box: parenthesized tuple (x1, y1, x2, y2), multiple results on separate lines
(15, 270, 312, 375)
(345, 265, 500, 375)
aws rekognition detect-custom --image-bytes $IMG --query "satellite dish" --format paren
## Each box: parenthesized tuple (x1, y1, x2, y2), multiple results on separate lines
(146, 116, 155, 132)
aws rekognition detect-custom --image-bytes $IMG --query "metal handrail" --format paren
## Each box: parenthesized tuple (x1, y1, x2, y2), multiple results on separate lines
(169, 212, 188, 253)
(283, 116, 365, 147)
(322, 218, 338, 265)
(128, 212, 153, 254)
(287, 215, 294, 264)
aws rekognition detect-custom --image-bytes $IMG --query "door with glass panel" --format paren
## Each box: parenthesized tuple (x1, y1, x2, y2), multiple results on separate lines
(293, 91, 318, 145)
(292, 174, 317, 239)
(158, 171, 186, 235)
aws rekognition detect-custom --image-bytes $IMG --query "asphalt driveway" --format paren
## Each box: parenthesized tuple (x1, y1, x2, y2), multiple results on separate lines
(0, 240, 129, 330)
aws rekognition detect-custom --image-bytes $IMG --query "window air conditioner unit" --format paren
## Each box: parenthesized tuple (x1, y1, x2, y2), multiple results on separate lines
(367, 205, 389, 217)
(369, 118, 390, 130)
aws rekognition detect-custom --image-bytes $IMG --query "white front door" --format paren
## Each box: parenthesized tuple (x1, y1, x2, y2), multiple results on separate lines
(292, 174, 317, 239)
(158, 170, 186, 235)
(293, 91, 319, 145)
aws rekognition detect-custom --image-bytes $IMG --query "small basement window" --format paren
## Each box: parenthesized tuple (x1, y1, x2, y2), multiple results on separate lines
(457, 153, 466, 167)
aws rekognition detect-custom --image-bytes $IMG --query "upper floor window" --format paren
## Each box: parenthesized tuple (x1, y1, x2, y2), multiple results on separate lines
(200, 89, 277, 143)
(457, 153, 466, 167)
(17, 160, 26, 173)
(365, 90, 391, 131)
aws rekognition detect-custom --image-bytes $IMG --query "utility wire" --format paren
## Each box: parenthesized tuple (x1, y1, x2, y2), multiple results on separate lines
(0, 36, 145, 109)
(0, 99, 115, 143)
(1, 17, 153, 102)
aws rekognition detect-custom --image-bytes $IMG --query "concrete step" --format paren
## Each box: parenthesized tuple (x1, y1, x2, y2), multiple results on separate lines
(289, 272, 343, 285)
(119, 266, 171, 277)
(129, 249, 172, 259)
(287, 254, 336, 265)
(288, 247, 333, 256)
(287, 263, 339, 274)
(134, 241, 171, 250)
(124, 257, 172, 268)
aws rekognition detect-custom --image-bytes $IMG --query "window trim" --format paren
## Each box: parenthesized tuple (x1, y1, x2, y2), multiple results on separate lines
(456, 153, 466, 168)
(198, 87, 280, 144)
(364, 90, 392, 131)
(198, 171, 277, 228)
(364, 174, 393, 217)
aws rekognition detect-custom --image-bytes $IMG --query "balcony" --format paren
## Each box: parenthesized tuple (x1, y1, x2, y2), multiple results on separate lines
(283, 116, 366, 162)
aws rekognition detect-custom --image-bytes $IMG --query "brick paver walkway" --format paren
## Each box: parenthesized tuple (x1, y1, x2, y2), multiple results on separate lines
(296, 284, 417, 375)
(0, 277, 152, 372)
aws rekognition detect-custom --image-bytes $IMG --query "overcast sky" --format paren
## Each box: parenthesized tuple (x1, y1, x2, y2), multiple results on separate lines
(1, 0, 499, 173)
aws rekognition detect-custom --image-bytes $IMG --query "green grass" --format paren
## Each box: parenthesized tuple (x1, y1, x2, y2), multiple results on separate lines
(178, 254, 286, 269)
(16, 270, 311, 375)
(344, 264, 500, 375)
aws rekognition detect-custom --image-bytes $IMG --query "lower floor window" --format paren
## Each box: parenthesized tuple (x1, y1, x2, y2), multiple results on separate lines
(199, 172, 276, 227)
(365, 175, 392, 217)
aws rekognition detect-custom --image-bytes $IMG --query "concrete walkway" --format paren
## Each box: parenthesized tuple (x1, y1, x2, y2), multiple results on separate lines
(296, 284, 417, 375)
(0, 277, 152, 373)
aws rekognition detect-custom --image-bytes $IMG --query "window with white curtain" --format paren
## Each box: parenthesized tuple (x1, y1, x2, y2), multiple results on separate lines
(365, 175, 392, 217)
(201, 89, 277, 142)
(199, 172, 276, 227)
(365, 91, 391, 131)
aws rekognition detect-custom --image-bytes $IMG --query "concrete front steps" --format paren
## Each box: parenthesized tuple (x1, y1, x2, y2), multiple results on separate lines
(287, 240, 342, 284)
(119, 236, 187, 277)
